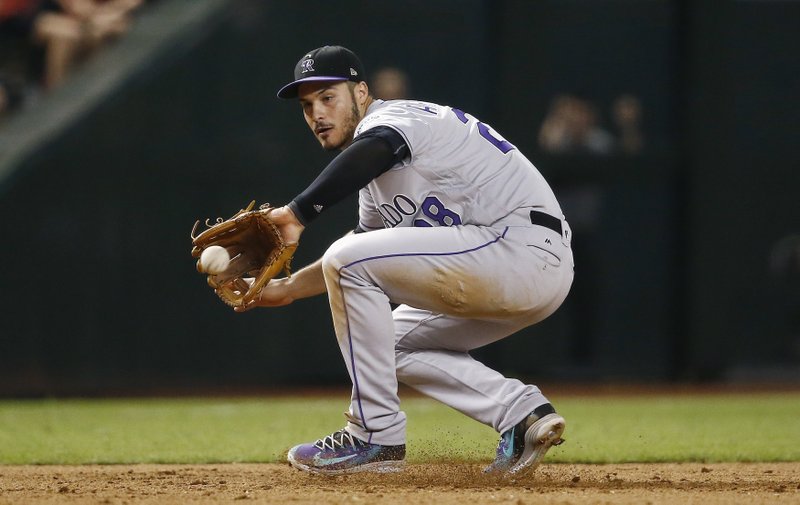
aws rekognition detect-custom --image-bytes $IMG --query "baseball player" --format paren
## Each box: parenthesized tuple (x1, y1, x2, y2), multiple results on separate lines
(247, 46, 574, 475)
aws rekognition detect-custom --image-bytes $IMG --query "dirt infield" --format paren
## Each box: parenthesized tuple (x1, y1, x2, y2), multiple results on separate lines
(2, 462, 799, 504)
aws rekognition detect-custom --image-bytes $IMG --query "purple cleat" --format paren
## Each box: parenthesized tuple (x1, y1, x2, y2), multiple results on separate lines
(287, 429, 406, 475)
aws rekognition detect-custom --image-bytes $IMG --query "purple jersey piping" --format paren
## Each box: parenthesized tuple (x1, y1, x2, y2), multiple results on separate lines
(337, 227, 509, 441)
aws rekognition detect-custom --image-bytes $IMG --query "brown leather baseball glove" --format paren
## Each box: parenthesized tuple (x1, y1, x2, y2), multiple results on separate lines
(191, 201, 297, 308)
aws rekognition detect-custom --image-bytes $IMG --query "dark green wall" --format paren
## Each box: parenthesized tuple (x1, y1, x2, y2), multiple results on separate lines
(1, 0, 798, 395)
(685, 1, 800, 379)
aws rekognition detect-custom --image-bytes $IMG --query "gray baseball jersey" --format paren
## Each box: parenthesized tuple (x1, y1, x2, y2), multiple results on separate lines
(323, 99, 574, 446)
(355, 100, 565, 232)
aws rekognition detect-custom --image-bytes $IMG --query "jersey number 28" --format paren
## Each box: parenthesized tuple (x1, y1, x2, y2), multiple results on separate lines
(412, 108, 513, 228)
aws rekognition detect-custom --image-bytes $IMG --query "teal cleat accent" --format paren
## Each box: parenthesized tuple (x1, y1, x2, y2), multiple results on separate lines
(484, 403, 565, 476)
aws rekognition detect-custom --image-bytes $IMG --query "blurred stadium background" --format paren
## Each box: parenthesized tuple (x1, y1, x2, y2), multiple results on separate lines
(0, 0, 798, 397)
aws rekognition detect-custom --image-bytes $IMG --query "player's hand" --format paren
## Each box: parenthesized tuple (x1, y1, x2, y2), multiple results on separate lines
(267, 205, 305, 246)
(233, 277, 294, 312)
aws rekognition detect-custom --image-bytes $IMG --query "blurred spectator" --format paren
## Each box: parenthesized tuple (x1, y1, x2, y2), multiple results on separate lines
(33, 0, 143, 89)
(1, 2, 41, 91)
(0, 0, 41, 24)
(612, 93, 644, 155)
(0, 0, 37, 24)
(0, 71, 25, 118)
(371, 66, 410, 100)
(537, 93, 616, 366)
(538, 94, 614, 155)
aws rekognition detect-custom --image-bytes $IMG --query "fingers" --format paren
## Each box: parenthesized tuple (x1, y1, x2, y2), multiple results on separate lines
(212, 273, 291, 313)
(233, 299, 257, 313)
(211, 277, 250, 307)
(215, 277, 259, 313)
(267, 206, 305, 246)
(264, 206, 296, 224)
(230, 277, 294, 311)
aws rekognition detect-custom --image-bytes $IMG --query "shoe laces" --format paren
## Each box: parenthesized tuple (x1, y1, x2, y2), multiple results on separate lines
(314, 429, 365, 451)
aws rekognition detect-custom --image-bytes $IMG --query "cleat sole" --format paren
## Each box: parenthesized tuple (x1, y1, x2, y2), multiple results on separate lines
(507, 413, 565, 476)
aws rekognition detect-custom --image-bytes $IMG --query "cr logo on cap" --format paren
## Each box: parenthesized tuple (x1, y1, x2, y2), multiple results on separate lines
(301, 58, 314, 73)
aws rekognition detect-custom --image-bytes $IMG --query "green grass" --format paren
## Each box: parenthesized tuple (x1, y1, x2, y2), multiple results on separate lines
(0, 393, 798, 464)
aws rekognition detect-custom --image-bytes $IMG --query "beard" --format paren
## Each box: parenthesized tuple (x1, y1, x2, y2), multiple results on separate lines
(324, 87, 362, 151)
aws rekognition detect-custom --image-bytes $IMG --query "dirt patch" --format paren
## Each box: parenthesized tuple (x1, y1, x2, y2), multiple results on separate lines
(1, 462, 799, 504)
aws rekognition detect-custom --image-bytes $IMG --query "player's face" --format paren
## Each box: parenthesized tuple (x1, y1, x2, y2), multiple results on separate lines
(298, 81, 363, 151)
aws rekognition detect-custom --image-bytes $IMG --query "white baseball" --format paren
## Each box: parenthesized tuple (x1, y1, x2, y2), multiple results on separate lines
(199, 245, 230, 274)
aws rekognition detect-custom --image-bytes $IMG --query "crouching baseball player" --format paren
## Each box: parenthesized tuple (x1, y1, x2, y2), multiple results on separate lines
(241, 46, 574, 476)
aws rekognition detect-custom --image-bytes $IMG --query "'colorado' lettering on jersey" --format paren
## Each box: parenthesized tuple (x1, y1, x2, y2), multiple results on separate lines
(354, 100, 562, 230)
(374, 193, 463, 229)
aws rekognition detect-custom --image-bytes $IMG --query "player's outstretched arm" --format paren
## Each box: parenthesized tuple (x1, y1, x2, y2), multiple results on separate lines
(236, 226, 363, 312)
(234, 256, 326, 312)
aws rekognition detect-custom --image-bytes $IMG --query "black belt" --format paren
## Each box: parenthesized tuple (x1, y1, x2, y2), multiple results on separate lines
(529, 210, 562, 235)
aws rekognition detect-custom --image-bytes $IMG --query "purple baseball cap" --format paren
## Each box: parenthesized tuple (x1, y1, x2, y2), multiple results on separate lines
(277, 46, 366, 99)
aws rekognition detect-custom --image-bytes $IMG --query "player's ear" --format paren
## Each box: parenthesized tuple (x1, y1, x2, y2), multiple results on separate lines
(355, 81, 370, 105)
